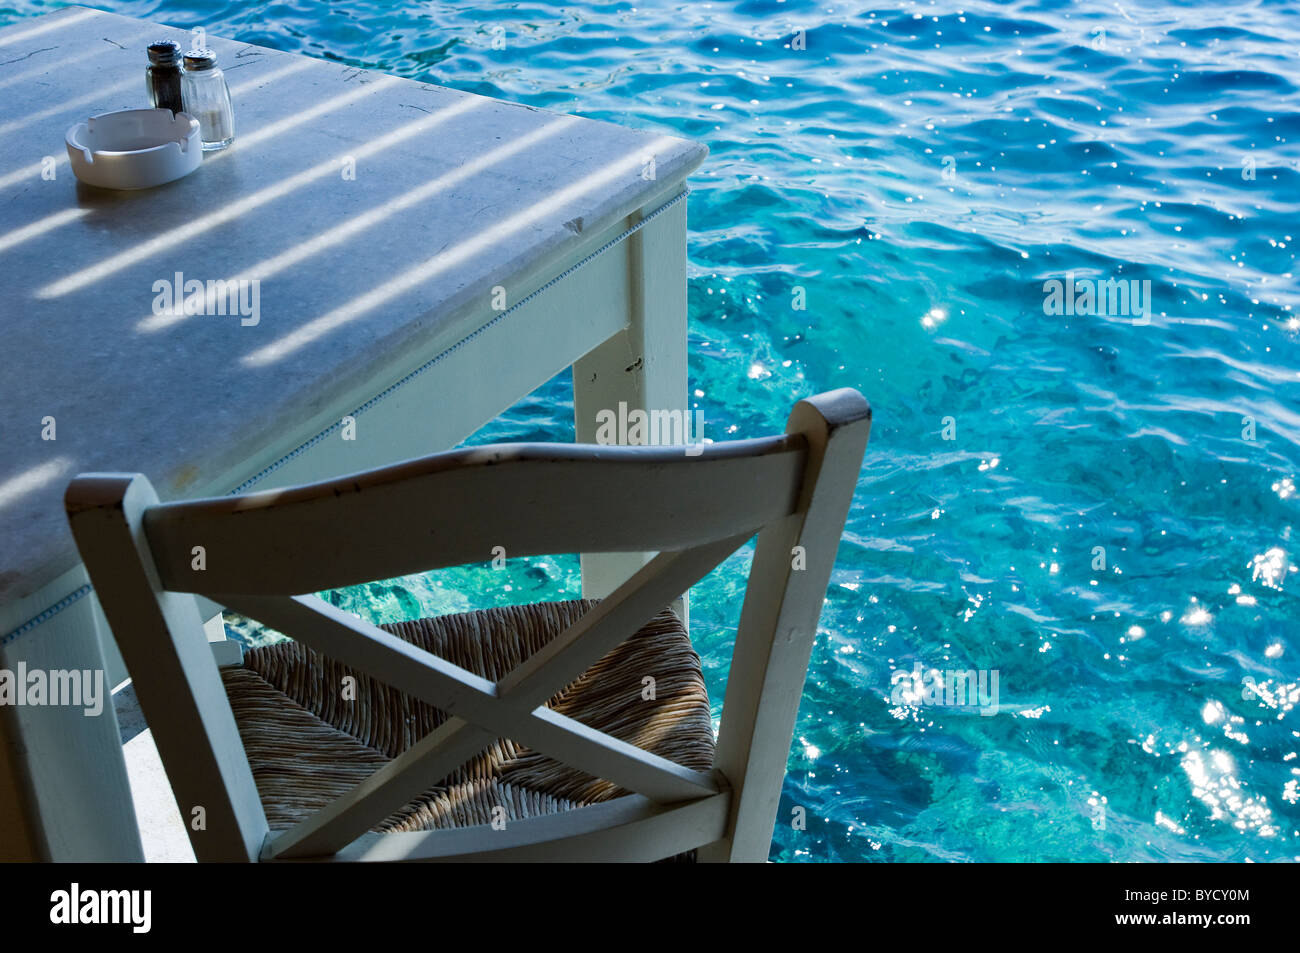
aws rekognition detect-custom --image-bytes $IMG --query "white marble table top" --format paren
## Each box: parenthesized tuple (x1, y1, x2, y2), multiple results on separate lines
(0, 6, 705, 606)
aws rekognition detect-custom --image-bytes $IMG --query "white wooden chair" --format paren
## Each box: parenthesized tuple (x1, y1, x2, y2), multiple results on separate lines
(66, 388, 870, 862)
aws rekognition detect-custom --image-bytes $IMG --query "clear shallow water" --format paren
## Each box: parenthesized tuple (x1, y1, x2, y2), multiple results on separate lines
(8, 0, 1299, 861)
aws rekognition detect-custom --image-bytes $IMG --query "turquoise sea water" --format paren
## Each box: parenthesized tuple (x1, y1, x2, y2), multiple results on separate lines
(7, 0, 1298, 862)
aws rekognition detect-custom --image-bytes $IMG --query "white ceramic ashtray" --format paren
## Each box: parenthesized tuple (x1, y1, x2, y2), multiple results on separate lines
(65, 108, 202, 190)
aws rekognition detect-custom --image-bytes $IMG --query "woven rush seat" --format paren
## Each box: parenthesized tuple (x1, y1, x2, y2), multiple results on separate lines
(219, 599, 714, 836)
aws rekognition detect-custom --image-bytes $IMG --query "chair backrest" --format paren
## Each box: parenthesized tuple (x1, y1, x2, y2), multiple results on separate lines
(66, 388, 869, 863)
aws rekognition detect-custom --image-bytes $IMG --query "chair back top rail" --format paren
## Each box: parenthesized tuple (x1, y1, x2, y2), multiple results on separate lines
(124, 436, 808, 596)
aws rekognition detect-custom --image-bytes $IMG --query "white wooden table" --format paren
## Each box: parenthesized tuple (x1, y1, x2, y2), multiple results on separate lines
(0, 6, 705, 861)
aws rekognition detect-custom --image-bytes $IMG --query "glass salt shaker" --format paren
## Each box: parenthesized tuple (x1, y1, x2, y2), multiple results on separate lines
(145, 40, 185, 114)
(181, 49, 235, 151)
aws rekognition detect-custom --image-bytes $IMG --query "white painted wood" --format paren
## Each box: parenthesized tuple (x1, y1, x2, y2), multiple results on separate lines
(323, 792, 731, 863)
(0, 580, 141, 862)
(202, 612, 226, 644)
(245, 213, 635, 495)
(574, 195, 691, 607)
(65, 474, 269, 863)
(698, 389, 871, 862)
(195, 596, 230, 663)
(143, 438, 804, 596)
(0, 704, 43, 861)
(91, 589, 130, 691)
(210, 640, 243, 669)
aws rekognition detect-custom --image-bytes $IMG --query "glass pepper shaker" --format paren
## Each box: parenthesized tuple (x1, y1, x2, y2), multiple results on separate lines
(181, 49, 235, 151)
(145, 40, 185, 114)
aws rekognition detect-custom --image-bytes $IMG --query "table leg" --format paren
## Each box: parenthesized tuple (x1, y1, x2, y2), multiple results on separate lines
(0, 585, 143, 861)
(573, 192, 690, 627)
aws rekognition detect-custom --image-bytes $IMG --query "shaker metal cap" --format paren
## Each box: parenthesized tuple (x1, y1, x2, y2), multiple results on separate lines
(147, 40, 182, 66)
(183, 48, 218, 71)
